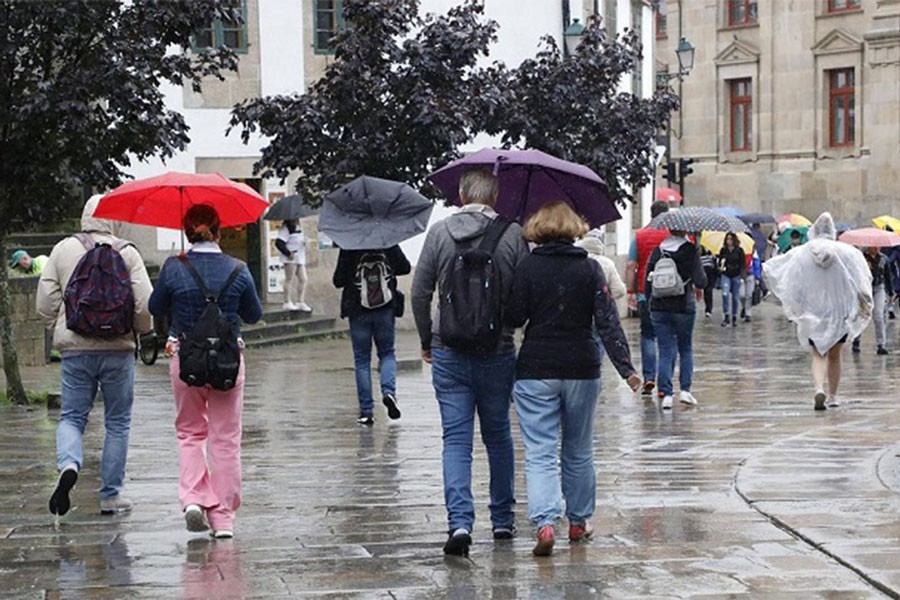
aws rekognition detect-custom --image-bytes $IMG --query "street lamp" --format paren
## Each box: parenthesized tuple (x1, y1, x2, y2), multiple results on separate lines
(657, 37, 695, 86)
(564, 18, 584, 56)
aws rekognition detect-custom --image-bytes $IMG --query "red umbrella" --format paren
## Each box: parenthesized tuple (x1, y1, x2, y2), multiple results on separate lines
(656, 187, 682, 203)
(838, 227, 900, 248)
(93, 172, 269, 229)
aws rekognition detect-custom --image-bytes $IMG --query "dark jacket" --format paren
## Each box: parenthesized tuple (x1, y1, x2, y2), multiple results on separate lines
(411, 205, 530, 354)
(333, 246, 411, 319)
(506, 242, 635, 381)
(645, 237, 708, 314)
(718, 245, 746, 278)
(149, 247, 263, 339)
(866, 251, 894, 294)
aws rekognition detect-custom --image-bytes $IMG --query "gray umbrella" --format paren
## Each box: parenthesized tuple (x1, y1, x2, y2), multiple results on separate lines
(263, 194, 318, 221)
(318, 176, 434, 250)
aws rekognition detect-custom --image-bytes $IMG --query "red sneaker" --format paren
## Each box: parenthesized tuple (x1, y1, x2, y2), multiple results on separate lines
(532, 525, 555, 556)
(569, 521, 594, 542)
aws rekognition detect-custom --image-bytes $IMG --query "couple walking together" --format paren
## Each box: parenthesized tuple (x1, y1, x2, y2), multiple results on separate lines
(412, 169, 641, 557)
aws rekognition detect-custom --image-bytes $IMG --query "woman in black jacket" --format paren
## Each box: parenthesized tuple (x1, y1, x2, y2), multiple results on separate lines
(718, 233, 746, 327)
(333, 245, 410, 426)
(506, 202, 640, 557)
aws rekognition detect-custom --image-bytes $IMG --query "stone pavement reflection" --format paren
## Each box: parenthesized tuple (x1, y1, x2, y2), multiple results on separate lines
(2, 304, 899, 598)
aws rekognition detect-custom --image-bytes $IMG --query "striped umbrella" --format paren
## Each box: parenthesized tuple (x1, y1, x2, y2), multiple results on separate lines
(647, 207, 751, 234)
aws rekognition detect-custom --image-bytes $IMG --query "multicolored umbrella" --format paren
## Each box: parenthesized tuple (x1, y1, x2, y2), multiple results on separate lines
(429, 148, 618, 228)
(777, 213, 812, 228)
(656, 187, 682, 203)
(94, 172, 269, 229)
(647, 207, 751, 234)
(838, 228, 900, 248)
(873, 216, 900, 232)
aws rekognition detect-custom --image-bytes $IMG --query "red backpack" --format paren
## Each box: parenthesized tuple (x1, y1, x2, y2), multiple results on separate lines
(64, 234, 135, 338)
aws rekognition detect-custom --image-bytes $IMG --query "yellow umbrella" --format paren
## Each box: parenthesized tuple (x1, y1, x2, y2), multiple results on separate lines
(873, 216, 900, 232)
(701, 231, 755, 256)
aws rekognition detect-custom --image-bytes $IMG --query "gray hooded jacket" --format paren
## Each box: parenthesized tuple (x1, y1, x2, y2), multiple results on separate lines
(411, 204, 530, 355)
(36, 195, 153, 355)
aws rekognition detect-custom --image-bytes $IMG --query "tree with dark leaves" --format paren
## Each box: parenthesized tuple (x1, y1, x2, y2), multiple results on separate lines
(0, 0, 238, 405)
(229, 0, 503, 205)
(484, 19, 679, 207)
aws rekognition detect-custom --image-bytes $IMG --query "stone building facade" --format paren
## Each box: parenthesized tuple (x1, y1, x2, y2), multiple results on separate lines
(656, 0, 900, 221)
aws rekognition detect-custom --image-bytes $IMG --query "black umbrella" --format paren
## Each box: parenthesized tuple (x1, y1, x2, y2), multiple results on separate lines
(739, 213, 776, 225)
(318, 176, 434, 250)
(648, 207, 751, 233)
(263, 194, 318, 221)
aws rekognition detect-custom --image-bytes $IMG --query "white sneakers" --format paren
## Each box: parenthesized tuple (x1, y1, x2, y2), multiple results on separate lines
(211, 530, 234, 539)
(283, 302, 313, 313)
(99, 496, 134, 515)
(661, 391, 699, 410)
(184, 504, 209, 532)
(282, 302, 298, 311)
(827, 396, 841, 408)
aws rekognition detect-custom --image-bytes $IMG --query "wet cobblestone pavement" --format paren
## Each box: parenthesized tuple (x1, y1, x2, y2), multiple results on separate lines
(2, 304, 900, 598)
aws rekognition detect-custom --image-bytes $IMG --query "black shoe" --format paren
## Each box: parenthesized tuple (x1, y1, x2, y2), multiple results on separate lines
(382, 394, 401, 420)
(49, 467, 78, 516)
(877, 345, 889, 356)
(492, 525, 516, 540)
(852, 342, 861, 354)
(740, 309, 746, 319)
(356, 414, 374, 426)
(732, 316, 738, 327)
(443, 529, 472, 556)
(890, 312, 896, 321)
(744, 315, 752, 323)
(721, 317, 729, 327)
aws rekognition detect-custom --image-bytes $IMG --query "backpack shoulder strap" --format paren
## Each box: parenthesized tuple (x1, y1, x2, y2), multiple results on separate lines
(476, 217, 513, 254)
(111, 239, 135, 253)
(72, 233, 95, 252)
(216, 262, 245, 302)
(178, 255, 213, 301)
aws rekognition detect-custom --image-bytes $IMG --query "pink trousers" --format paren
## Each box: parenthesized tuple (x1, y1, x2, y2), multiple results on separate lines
(171, 358, 245, 531)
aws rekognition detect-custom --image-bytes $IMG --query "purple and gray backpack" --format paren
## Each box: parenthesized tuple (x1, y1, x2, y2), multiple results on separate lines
(64, 233, 135, 338)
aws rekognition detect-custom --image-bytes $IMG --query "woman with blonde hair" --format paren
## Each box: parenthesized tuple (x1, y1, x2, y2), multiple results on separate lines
(507, 202, 640, 557)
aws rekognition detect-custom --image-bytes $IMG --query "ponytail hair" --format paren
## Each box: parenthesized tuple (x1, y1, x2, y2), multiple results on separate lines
(183, 204, 221, 244)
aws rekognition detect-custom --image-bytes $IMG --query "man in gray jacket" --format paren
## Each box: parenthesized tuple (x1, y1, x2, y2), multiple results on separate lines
(411, 169, 529, 556)
(36, 195, 152, 516)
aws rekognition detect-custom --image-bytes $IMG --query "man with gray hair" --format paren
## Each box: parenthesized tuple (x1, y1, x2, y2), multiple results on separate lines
(412, 168, 529, 556)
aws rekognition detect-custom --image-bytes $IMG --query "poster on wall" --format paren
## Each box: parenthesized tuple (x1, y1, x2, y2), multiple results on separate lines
(266, 192, 285, 294)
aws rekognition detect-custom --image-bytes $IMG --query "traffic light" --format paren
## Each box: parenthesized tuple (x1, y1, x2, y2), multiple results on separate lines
(665, 160, 677, 185)
(678, 157, 695, 183)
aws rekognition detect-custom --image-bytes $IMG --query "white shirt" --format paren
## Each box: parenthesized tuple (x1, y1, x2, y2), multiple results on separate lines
(277, 225, 306, 265)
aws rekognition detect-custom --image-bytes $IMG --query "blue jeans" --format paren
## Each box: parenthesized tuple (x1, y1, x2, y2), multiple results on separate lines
(514, 379, 600, 528)
(57, 353, 135, 499)
(721, 276, 742, 318)
(432, 348, 516, 532)
(650, 312, 696, 396)
(349, 306, 396, 416)
(638, 299, 657, 382)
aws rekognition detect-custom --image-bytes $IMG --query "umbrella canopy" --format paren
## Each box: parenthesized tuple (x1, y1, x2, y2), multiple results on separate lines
(94, 172, 268, 229)
(656, 187, 682, 203)
(263, 194, 317, 221)
(777, 226, 809, 253)
(318, 176, 433, 250)
(429, 148, 618, 229)
(835, 221, 856, 234)
(740, 213, 777, 225)
(647, 207, 751, 234)
(715, 206, 746, 218)
(700, 231, 754, 256)
(777, 213, 812, 227)
(839, 227, 900, 248)
(873, 215, 900, 232)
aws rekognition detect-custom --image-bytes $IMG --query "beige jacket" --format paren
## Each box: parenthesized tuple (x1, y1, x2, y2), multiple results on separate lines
(36, 195, 153, 354)
(575, 237, 627, 300)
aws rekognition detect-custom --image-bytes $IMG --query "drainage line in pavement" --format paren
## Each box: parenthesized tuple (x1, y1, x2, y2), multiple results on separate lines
(733, 463, 899, 600)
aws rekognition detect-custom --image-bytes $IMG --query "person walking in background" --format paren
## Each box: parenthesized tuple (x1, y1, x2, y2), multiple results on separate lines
(718, 232, 745, 327)
(852, 246, 893, 355)
(333, 244, 410, 426)
(700, 246, 718, 318)
(645, 230, 708, 410)
(275, 219, 312, 313)
(10, 249, 48, 277)
(765, 213, 872, 410)
(149, 205, 263, 539)
(507, 203, 640, 557)
(625, 201, 671, 397)
(575, 231, 626, 301)
(37, 195, 153, 517)
(740, 249, 762, 323)
(411, 168, 529, 557)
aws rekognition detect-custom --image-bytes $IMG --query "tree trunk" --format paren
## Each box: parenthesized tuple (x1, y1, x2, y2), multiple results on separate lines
(0, 229, 28, 405)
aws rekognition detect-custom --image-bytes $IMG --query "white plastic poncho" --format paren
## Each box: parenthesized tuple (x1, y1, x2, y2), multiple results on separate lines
(764, 212, 873, 354)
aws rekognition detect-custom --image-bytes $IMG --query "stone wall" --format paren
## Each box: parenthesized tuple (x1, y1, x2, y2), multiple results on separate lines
(6, 276, 48, 367)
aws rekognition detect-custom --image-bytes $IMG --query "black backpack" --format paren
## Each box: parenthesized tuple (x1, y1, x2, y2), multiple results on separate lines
(439, 217, 512, 355)
(177, 256, 244, 391)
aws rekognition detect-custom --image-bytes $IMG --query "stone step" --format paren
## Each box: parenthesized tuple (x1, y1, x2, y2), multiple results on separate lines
(244, 327, 349, 349)
(241, 316, 339, 341)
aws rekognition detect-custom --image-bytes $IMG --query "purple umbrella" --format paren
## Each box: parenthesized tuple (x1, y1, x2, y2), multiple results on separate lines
(428, 148, 620, 228)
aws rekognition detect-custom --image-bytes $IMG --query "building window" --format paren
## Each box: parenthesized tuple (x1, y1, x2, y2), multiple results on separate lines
(829, 68, 855, 147)
(193, 0, 248, 53)
(314, 0, 344, 54)
(656, 0, 668, 38)
(728, 0, 758, 26)
(828, 0, 861, 12)
(730, 78, 752, 151)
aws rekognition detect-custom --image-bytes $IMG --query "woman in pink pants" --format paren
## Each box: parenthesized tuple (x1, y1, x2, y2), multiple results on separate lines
(149, 205, 263, 538)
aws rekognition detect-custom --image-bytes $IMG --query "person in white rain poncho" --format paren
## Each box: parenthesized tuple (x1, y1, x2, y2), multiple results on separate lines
(764, 213, 873, 411)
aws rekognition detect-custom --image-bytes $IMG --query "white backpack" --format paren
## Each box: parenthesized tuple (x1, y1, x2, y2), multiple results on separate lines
(355, 252, 393, 309)
(650, 252, 686, 299)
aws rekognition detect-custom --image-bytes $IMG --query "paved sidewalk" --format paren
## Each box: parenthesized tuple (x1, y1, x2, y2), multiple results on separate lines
(1, 304, 899, 598)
